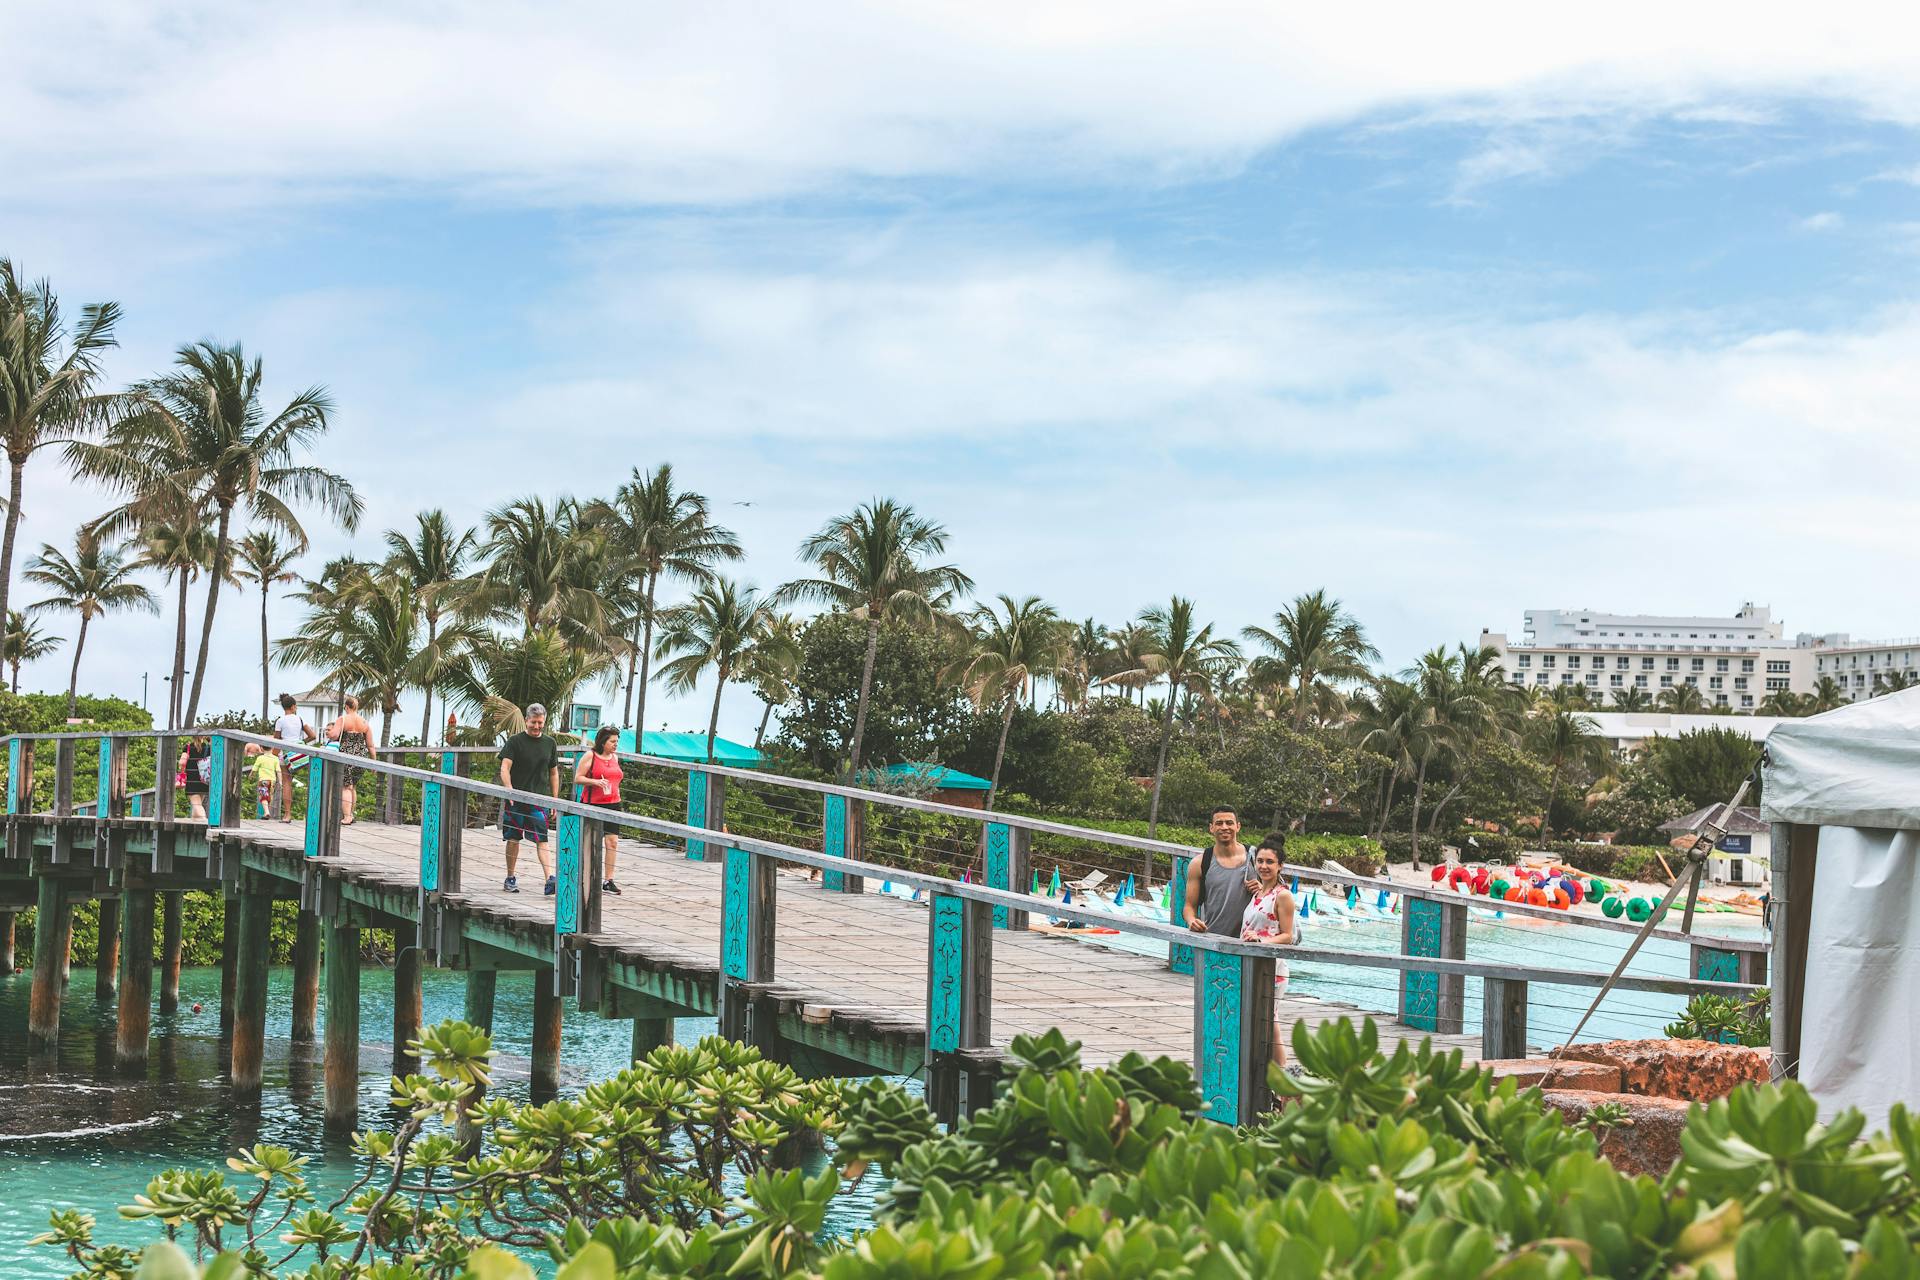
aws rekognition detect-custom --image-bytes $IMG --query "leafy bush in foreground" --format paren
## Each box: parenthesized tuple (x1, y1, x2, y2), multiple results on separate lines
(37, 1018, 1920, 1278)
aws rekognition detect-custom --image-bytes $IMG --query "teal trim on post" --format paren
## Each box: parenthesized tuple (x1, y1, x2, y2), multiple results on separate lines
(1197, 949, 1246, 1125)
(554, 813, 582, 935)
(721, 847, 751, 980)
(927, 894, 965, 1053)
(420, 782, 442, 892)
(1401, 898, 1443, 1032)
(1169, 854, 1194, 975)
(207, 736, 227, 827)
(822, 793, 847, 892)
(304, 755, 325, 857)
(130, 794, 143, 818)
(686, 771, 709, 860)
(96, 736, 113, 815)
(984, 823, 1012, 929)
(7, 738, 21, 814)
(439, 751, 458, 776)
(1692, 946, 1740, 984)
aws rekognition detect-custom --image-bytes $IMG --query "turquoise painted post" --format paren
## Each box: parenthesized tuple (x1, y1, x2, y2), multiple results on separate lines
(7, 738, 22, 814)
(1169, 854, 1194, 975)
(207, 735, 228, 827)
(686, 770, 709, 860)
(1193, 946, 1275, 1125)
(721, 847, 751, 982)
(822, 793, 847, 892)
(439, 751, 458, 776)
(927, 895, 966, 1054)
(304, 754, 326, 857)
(419, 782, 442, 892)
(1399, 896, 1466, 1034)
(554, 813, 583, 935)
(982, 823, 1029, 930)
(96, 736, 114, 815)
(130, 794, 143, 818)
(925, 891, 991, 1122)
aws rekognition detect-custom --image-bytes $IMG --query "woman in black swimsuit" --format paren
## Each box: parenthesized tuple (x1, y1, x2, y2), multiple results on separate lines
(328, 695, 377, 824)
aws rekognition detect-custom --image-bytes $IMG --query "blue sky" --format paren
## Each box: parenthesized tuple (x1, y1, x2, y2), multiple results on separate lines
(6, 4, 1920, 737)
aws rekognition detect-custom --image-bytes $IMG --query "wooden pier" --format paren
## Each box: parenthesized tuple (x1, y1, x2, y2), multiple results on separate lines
(0, 729, 1768, 1128)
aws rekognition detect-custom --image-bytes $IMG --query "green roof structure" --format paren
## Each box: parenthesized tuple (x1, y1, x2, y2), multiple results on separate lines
(617, 730, 764, 766)
(873, 761, 992, 790)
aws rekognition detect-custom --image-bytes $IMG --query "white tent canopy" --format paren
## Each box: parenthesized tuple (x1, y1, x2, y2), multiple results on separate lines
(1761, 687, 1920, 1125)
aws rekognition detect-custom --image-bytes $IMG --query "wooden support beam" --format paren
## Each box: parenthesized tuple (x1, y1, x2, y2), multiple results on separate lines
(1482, 975, 1528, 1060)
(686, 770, 727, 862)
(717, 844, 776, 1042)
(393, 922, 423, 1075)
(290, 911, 319, 1042)
(983, 822, 1030, 931)
(1193, 948, 1275, 1126)
(51, 739, 75, 863)
(1169, 854, 1195, 975)
(324, 920, 361, 1129)
(925, 893, 993, 1125)
(28, 875, 67, 1046)
(94, 896, 120, 1000)
(1399, 896, 1467, 1035)
(230, 891, 272, 1091)
(116, 887, 156, 1071)
(159, 892, 183, 1014)
(463, 968, 497, 1034)
(821, 794, 865, 894)
(531, 974, 562, 1098)
(219, 895, 237, 1035)
(631, 1015, 673, 1062)
(56, 896, 73, 989)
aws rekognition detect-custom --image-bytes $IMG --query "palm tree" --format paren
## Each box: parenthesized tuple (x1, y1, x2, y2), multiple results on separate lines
(1611, 685, 1653, 711)
(1354, 677, 1421, 842)
(384, 510, 478, 743)
(0, 262, 121, 628)
(585, 466, 742, 732)
(948, 595, 1063, 811)
(1530, 703, 1607, 841)
(2, 609, 61, 693)
(1758, 690, 1809, 717)
(655, 579, 771, 763)
(1420, 643, 1518, 841)
(1656, 682, 1709, 713)
(740, 612, 803, 749)
(1241, 589, 1379, 729)
(233, 529, 304, 721)
(1054, 618, 1108, 711)
(1874, 670, 1915, 696)
(440, 630, 608, 739)
(1103, 596, 1241, 844)
(776, 499, 973, 778)
(71, 342, 361, 726)
(133, 520, 217, 729)
(1102, 622, 1156, 706)
(25, 531, 157, 718)
(471, 497, 605, 639)
(1807, 676, 1847, 713)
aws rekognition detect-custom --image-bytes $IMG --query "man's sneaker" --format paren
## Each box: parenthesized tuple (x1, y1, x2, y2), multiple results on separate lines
(503, 875, 519, 893)
(602, 880, 622, 895)
(544, 875, 557, 896)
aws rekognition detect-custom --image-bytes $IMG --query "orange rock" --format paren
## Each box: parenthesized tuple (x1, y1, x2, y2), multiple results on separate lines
(1548, 1038, 1769, 1103)
(1479, 1058, 1622, 1092)
(1541, 1088, 1695, 1177)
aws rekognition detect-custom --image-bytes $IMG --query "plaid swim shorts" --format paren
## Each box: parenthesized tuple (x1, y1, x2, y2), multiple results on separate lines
(502, 800, 550, 844)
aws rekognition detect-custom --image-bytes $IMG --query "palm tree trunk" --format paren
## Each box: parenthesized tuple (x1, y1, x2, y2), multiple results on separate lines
(845, 615, 881, 781)
(170, 570, 190, 731)
(754, 699, 774, 750)
(634, 574, 659, 735)
(705, 664, 726, 764)
(9, 660, 18, 694)
(183, 504, 233, 728)
(258, 585, 270, 721)
(986, 697, 1015, 812)
(1377, 769, 1401, 842)
(0, 457, 23, 630)
(621, 609, 642, 726)
(379, 699, 394, 748)
(1293, 671, 1310, 731)
(1146, 684, 1177, 840)
(1409, 756, 1429, 870)
(1541, 758, 1563, 842)
(64, 614, 90, 721)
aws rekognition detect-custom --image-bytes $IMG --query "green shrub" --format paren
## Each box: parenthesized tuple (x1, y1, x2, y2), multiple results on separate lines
(1668, 989, 1772, 1047)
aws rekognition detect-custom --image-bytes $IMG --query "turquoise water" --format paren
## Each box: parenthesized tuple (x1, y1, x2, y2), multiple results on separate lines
(0, 965, 872, 1277)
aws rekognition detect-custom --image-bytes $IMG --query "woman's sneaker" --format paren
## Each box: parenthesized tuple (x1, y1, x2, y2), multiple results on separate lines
(503, 875, 520, 893)
(544, 875, 557, 896)
(602, 880, 622, 895)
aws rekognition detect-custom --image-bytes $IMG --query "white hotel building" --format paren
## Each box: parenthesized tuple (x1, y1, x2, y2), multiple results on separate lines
(1479, 605, 1819, 712)
(1808, 636, 1920, 701)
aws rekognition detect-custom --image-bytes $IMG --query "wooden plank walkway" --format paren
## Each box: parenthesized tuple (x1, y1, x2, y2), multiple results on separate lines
(230, 816, 1479, 1069)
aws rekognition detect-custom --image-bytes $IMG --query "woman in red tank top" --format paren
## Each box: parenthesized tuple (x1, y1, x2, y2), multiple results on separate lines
(572, 725, 626, 894)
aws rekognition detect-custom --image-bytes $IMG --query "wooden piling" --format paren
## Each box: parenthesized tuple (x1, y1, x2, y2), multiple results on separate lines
(631, 1016, 673, 1062)
(0, 911, 13, 972)
(463, 969, 496, 1033)
(531, 975, 562, 1097)
(57, 902, 73, 990)
(393, 922, 422, 1074)
(324, 921, 361, 1129)
(159, 892, 183, 1014)
(290, 912, 319, 1043)
(116, 887, 156, 1071)
(219, 895, 237, 1034)
(230, 891, 272, 1092)
(28, 877, 68, 1046)
(94, 897, 120, 1001)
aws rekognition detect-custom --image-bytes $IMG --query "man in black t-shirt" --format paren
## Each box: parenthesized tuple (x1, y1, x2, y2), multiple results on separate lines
(498, 703, 560, 895)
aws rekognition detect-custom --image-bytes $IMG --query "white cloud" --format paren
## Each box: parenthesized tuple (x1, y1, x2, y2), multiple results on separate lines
(8, 2, 1920, 206)
(1801, 211, 1845, 230)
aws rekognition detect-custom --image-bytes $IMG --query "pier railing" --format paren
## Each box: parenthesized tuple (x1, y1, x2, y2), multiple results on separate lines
(1, 728, 1769, 1123)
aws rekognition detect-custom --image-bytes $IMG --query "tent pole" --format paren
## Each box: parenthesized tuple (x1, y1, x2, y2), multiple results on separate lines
(1768, 820, 1793, 1081)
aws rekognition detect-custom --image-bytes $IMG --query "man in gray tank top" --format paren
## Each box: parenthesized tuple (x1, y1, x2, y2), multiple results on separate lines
(1182, 805, 1255, 935)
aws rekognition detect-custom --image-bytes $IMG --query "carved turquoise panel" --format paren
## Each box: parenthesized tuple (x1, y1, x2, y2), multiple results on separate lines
(1197, 949, 1245, 1125)
(928, 894, 965, 1054)
(207, 736, 227, 826)
(6, 739, 19, 814)
(555, 813, 582, 934)
(130, 794, 143, 817)
(419, 781, 442, 892)
(686, 771, 709, 860)
(1402, 897, 1443, 1031)
(1169, 854, 1194, 975)
(722, 847, 751, 979)
(823, 793, 847, 891)
(304, 755, 325, 856)
(439, 751, 458, 776)
(985, 822, 1012, 929)
(96, 736, 113, 815)
(1694, 947, 1740, 984)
